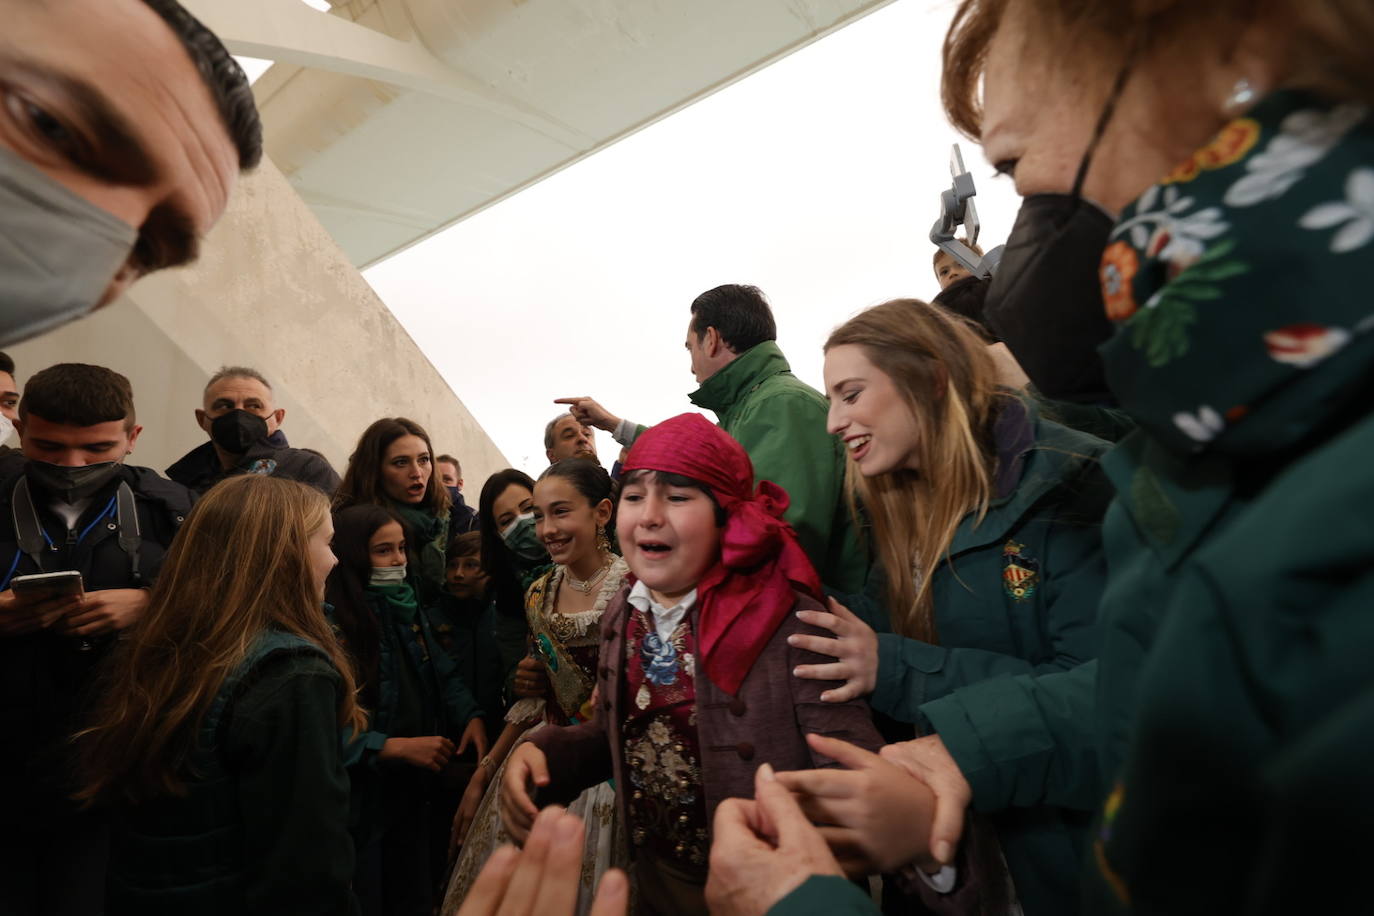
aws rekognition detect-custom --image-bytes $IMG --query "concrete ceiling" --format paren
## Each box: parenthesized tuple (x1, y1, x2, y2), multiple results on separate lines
(185, 0, 893, 268)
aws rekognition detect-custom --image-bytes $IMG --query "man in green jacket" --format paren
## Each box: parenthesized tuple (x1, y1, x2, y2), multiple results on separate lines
(557, 283, 865, 592)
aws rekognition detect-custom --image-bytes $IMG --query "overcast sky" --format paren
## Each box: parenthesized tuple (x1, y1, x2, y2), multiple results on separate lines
(354, 0, 1021, 477)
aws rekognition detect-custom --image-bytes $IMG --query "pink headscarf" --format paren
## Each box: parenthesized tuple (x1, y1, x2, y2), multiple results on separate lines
(622, 413, 823, 694)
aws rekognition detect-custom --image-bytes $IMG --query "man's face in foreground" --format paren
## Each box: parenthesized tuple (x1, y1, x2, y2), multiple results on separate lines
(1, 0, 241, 308)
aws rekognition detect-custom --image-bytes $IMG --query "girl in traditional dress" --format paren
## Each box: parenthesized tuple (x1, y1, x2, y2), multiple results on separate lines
(443, 458, 627, 916)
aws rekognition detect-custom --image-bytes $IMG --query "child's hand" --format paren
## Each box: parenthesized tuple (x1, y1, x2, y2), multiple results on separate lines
(500, 743, 549, 844)
(378, 736, 455, 772)
(787, 598, 878, 702)
(451, 767, 491, 857)
(458, 718, 489, 758)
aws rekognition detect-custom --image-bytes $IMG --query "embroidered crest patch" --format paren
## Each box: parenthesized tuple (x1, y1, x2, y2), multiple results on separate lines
(1002, 540, 1040, 601)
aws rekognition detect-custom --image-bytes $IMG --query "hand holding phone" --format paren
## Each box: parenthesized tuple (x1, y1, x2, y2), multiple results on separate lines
(10, 570, 85, 605)
(0, 572, 84, 637)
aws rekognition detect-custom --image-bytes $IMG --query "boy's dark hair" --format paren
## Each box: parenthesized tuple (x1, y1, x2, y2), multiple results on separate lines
(447, 530, 482, 563)
(0, 352, 13, 376)
(138, 0, 263, 170)
(932, 275, 999, 344)
(20, 363, 137, 430)
(436, 454, 461, 475)
(620, 469, 726, 527)
(689, 284, 777, 355)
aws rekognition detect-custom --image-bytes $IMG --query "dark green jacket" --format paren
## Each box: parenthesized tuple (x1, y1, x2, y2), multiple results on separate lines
(1083, 413, 1374, 914)
(341, 590, 482, 770)
(1079, 91, 1374, 914)
(688, 341, 867, 592)
(107, 632, 356, 915)
(767, 876, 878, 916)
(427, 591, 506, 735)
(855, 400, 1112, 915)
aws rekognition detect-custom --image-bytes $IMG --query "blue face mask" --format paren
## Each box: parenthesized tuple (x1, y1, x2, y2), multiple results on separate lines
(0, 146, 137, 347)
(500, 513, 547, 564)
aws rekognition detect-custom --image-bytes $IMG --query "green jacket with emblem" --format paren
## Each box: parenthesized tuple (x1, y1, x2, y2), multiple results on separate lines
(849, 399, 1112, 916)
(1071, 91, 1374, 915)
(106, 631, 357, 916)
(685, 341, 867, 593)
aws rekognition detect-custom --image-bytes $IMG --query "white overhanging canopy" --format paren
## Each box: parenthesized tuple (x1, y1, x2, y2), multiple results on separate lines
(185, 0, 894, 268)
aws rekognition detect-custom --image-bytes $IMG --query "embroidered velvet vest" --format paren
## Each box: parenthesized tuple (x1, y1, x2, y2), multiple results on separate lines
(621, 605, 709, 871)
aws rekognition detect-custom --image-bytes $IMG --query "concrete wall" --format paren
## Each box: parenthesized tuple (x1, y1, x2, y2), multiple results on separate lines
(9, 156, 509, 489)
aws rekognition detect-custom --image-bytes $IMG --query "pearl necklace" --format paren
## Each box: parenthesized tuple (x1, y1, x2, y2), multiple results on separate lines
(564, 554, 612, 594)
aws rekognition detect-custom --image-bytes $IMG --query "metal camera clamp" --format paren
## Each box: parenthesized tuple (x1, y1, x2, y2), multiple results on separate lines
(929, 143, 1004, 277)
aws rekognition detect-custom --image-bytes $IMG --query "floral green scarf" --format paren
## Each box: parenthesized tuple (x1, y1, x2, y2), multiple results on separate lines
(1099, 90, 1374, 458)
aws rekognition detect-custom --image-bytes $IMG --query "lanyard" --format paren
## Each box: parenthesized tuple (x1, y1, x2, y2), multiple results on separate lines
(6, 476, 142, 589)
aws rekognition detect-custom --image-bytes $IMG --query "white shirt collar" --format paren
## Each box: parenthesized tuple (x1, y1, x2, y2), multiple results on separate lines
(627, 579, 696, 643)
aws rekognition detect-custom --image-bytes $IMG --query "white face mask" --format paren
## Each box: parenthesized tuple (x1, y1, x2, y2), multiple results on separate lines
(0, 146, 138, 347)
(0, 415, 13, 445)
(369, 565, 408, 586)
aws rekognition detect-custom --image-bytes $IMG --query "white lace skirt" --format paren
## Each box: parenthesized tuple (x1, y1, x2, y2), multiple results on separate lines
(441, 723, 625, 916)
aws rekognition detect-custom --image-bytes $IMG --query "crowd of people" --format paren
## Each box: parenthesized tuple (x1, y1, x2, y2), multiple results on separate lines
(3, 0, 1374, 915)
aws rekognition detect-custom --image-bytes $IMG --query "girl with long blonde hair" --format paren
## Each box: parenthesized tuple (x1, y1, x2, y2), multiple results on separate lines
(785, 299, 1113, 914)
(77, 475, 363, 915)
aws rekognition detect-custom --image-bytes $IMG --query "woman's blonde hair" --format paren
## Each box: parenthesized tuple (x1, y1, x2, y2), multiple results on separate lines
(942, 0, 1374, 141)
(76, 475, 364, 806)
(826, 300, 1003, 643)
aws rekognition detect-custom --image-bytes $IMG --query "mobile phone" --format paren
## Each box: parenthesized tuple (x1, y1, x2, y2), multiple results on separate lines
(10, 570, 85, 604)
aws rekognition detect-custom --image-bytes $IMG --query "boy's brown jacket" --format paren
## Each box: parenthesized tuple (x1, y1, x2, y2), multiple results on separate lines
(528, 585, 884, 826)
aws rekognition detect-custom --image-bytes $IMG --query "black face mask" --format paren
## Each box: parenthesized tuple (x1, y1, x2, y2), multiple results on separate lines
(982, 52, 1137, 405)
(26, 459, 121, 502)
(210, 409, 270, 454)
(983, 195, 1117, 402)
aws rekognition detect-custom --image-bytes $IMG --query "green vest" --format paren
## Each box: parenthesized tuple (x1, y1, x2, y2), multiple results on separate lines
(107, 631, 331, 914)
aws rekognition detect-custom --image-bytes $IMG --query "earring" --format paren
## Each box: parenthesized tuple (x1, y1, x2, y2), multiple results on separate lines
(596, 523, 611, 555)
(1221, 77, 1260, 118)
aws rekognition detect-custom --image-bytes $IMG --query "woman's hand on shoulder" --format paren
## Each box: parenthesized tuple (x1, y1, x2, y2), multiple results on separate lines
(787, 597, 879, 702)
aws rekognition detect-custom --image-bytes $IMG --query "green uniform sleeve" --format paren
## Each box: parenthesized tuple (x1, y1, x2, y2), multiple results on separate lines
(226, 655, 358, 915)
(766, 876, 879, 916)
(341, 727, 389, 769)
(922, 660, 1102, 812)
(731, 392, 844, 578)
